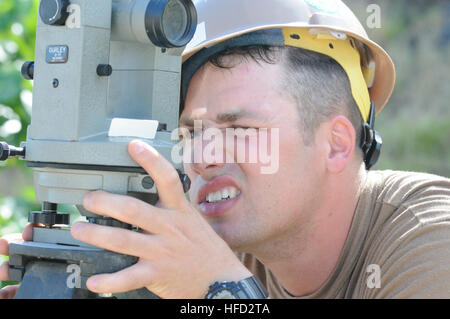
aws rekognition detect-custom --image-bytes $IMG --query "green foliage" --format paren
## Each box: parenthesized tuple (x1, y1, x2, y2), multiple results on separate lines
(347, 0, 450, 177)
(0, 0, 39, 211)
(0, 0, 39, 289)
(376, 115, 450, 175)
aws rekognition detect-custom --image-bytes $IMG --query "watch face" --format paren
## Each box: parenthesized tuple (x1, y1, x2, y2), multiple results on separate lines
(212, 289, 238, 299)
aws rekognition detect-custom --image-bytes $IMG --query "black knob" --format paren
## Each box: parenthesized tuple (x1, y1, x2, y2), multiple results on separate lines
(0, 142, 9, 161)
(0, 142, 26, 161)
(141, 176, 155, 190)
(178, 172, 191, 193)
(21, 61, 34, 80)
(96, 64, 113, 77)
(39, 0, 70, 26)
(29, 211, 70, 227)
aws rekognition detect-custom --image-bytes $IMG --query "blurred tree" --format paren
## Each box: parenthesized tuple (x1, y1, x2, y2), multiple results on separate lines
(346, 0, 450, 177)
(0, 0, 40, 288)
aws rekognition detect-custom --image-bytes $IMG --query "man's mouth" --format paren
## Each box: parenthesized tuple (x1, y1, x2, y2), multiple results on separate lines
(204, 186, 241, 203)
(197, 176, 242, 217)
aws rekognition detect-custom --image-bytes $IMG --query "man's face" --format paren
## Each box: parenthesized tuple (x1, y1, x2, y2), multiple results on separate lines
(180, 57, 325, 253)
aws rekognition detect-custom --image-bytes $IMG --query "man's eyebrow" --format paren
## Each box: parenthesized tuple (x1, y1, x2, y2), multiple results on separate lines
(216, 110, 257, 123)
(180, 110, 266, 127)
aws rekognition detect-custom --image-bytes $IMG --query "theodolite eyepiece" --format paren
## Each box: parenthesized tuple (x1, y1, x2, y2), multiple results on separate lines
(145, 0, 197, 48)
(112, 0, 197, 48)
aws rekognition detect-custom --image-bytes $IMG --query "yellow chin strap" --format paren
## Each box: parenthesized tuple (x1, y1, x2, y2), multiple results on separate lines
(282, 27, 372, 123)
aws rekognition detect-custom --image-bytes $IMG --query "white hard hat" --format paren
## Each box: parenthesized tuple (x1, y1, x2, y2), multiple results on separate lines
(181, 0, 396, 123)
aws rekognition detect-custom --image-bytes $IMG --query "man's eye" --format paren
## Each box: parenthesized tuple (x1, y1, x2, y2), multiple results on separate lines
(187, 129, 202, 138)
(177, 128, 195, 140)
(230, 125, 253, 130)
(180, 126, 255, 140)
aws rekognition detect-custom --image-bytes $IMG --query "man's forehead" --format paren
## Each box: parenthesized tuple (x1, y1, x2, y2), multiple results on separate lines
(179, 56, 290, 129)
(190, 57, 282, 94)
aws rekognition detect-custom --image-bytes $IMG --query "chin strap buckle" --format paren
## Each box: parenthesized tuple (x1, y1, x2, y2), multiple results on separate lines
(361, 101, 382, 170)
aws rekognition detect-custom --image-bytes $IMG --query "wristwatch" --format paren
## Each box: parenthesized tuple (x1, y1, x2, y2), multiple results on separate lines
(205, 276, 268, 299)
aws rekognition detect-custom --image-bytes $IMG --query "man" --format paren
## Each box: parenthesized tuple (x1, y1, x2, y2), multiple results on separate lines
(1, 0, 450, 298)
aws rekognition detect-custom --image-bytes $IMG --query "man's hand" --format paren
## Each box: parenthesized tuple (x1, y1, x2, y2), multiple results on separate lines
(71, 140, 252, 299)
(0, 224, 33, 299)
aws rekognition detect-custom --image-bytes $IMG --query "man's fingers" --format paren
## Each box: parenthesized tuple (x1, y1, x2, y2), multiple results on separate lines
(128, 140, 187, 210)
(0, 224, 34, 256)
(71, 222, 159, 258)
(0, 233, 25, 256)
(0, 285, 19, 299)
(82, 191, 166, 234)
(22, 223, 33, 241)
(0, 239, 8, 257)
(0, 262, 9, 281)
(86, 262, 151, 295)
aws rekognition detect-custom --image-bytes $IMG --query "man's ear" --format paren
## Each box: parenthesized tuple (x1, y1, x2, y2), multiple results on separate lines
(325, 115, 356, 174)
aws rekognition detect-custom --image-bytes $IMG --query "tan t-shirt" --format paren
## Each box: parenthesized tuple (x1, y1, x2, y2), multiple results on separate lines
(240, 170, 450, 298)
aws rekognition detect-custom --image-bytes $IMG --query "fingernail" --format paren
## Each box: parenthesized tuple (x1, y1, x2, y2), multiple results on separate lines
(88, 277, 97, 287)
(133, 141, 145, 155)
(71, 222, 82, 237)
(83, 192, 93, 208)
(87, 277, 99, 292)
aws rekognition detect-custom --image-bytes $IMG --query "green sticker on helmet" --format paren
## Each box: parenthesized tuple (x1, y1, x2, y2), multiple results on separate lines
(305, 0, 339, 14)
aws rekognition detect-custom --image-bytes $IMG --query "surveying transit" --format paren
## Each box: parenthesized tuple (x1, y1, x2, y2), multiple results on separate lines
(0, 0, 196, 298)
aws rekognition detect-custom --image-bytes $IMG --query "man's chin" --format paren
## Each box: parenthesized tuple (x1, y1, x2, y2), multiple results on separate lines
(211, 226, 257, 253)
(203, 211, 262, 251)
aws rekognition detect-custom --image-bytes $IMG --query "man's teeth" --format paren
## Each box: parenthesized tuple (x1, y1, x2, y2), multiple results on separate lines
(206, 187, 240, 203)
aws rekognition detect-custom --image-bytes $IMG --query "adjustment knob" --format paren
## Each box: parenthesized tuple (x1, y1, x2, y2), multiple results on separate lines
(39, 0, 70, 26)
(0, 142, 10, 161)
(0, 142, 26, 161)
(21, 61, 34, 80)
(96, 64, 113, 77)
(29, 211, 70, 227)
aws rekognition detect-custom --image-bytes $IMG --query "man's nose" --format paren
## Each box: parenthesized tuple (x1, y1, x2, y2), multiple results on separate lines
(188, 133, 229, 174)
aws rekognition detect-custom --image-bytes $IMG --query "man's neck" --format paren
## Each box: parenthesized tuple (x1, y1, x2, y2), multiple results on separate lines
(251, 165, 368, 297)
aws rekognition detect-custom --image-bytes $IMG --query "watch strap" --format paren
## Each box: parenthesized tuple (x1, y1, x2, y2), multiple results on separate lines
(206, 276, 268, 299)
(238, 276, 268, 299)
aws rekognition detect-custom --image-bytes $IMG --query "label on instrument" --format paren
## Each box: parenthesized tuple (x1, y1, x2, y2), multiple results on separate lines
(46, 45, 69, 63)
(108, 118, 159, 140)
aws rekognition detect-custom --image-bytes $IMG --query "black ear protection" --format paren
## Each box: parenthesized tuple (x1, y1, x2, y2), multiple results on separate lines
(360, 101, 382, 170)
